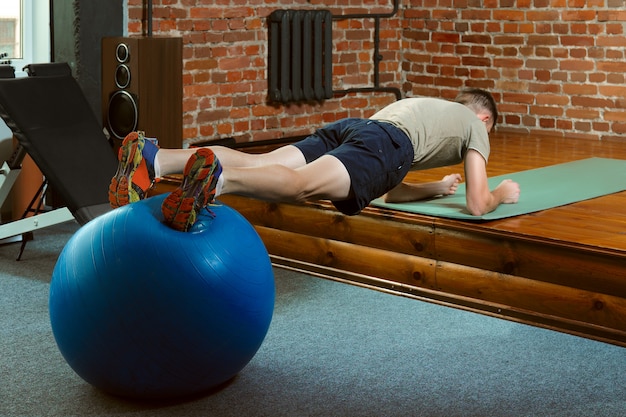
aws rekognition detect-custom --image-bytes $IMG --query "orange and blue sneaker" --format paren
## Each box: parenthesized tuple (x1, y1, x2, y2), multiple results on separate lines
(108, 131, 158, 208)
(161, 148, 222, 232)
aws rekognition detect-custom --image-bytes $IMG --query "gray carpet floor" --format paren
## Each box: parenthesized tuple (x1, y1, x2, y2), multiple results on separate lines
(1, 221, 625, 417)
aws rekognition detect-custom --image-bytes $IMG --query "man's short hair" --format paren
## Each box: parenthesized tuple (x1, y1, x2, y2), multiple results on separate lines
(454, 88, 499, 127)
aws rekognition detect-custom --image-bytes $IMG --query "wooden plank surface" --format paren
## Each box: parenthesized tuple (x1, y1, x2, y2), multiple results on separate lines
(401, 132, 626, 252)
(154, 131, 626, 346)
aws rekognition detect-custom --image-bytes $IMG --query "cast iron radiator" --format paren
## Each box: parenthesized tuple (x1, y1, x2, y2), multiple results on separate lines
(268, 10, 333, 103)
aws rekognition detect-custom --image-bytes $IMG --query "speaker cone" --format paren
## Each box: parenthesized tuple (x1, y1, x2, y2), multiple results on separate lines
(114, 64, 130, 89)
(116, 43, 129, 63)
(107, 90, 138, 139)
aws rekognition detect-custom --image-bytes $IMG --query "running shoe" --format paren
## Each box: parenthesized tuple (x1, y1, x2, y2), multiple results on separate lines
(108, 131, 157, 208)
(161, 148, 222, 232)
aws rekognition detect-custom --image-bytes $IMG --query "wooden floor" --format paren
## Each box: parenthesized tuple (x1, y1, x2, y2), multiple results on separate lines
(157, 131, 626, 347)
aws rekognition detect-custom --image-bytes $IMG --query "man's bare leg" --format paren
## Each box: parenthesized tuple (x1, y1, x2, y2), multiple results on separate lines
(155, 144, 307, 177)
(160, 148, 351, 231)
(220, 154, 351, 203)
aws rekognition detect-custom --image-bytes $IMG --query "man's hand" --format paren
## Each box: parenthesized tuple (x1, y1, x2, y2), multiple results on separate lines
(494, 179, 520, 204)
(440, 173, 462, 196)
(465, 150, 522, 216)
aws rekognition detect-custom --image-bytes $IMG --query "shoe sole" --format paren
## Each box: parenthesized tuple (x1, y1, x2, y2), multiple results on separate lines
(108, 132, 145, 208)
(161, 148, 221, 232)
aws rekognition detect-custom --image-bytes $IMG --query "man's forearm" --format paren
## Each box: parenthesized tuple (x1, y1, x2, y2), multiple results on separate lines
(383, 179, 456, 203)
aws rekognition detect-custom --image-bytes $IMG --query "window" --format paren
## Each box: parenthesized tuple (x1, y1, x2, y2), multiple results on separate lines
(0, 0, 49, 73)
(0, 0, 21, 62)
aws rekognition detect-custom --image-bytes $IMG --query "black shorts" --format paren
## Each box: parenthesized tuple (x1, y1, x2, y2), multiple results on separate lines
(292, 118, 414, 215)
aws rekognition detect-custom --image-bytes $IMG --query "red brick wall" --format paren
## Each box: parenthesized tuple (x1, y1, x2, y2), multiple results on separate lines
(127, 0, 626, 144)
(404, 0, 626, 141)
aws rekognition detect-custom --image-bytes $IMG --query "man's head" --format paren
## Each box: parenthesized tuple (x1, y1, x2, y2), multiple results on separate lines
(454, 88, 499, 133)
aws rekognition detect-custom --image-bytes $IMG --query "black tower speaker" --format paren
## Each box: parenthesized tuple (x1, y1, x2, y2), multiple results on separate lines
(102, 36, 183, 149)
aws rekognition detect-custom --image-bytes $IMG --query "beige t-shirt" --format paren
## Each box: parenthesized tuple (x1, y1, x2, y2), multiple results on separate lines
(370, 97, 490, 170)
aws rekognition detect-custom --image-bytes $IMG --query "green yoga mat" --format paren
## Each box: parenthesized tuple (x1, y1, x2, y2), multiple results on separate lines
(371, 157, 626, 220)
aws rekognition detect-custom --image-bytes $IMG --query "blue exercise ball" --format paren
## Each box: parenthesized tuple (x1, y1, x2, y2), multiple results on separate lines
(49, 194, 275, 399)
